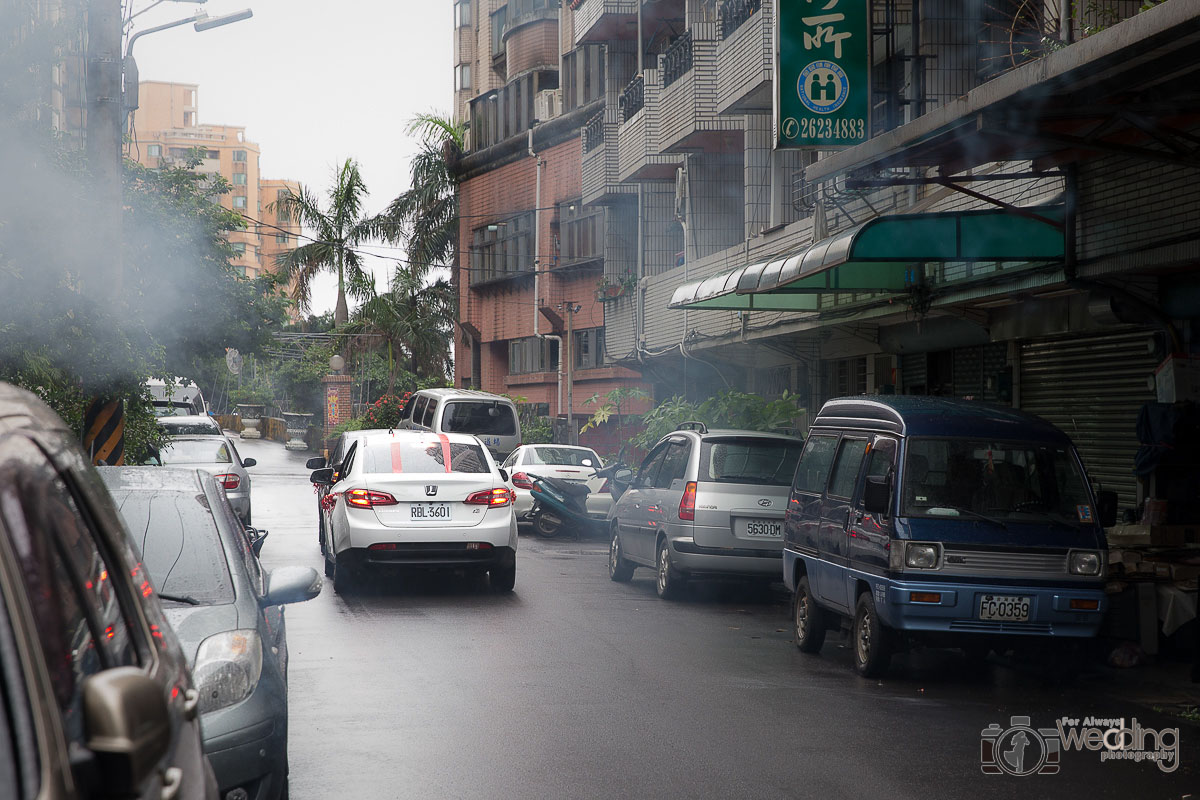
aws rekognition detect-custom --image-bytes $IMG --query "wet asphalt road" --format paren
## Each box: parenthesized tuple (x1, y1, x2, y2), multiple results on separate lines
(235, 436, 1199, 799)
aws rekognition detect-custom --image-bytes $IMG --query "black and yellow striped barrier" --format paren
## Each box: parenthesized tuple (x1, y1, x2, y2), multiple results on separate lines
(83, 397, 125, 466)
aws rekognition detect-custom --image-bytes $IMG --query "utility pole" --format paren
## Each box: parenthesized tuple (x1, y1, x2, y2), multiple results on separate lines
(83, 0, 127, 465)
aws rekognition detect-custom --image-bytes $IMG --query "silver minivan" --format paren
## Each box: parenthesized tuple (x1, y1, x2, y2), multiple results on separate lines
(398, 388, 522, 459)
(608, 423, 804, 599)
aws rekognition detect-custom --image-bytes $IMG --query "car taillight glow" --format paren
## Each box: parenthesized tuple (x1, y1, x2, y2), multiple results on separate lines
(678, 481, 697, 521)
(511, 472, 535, 490)
(344, 488, 399, 508)
(465, 488, 514, 507)
(214, 473, 240, 490)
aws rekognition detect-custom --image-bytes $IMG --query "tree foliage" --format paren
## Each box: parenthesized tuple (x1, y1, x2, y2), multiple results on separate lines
(631, 391, 805, 451)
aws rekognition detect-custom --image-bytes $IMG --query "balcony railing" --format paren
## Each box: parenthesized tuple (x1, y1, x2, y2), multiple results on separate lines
(619, 75, 644, 121)
(720, 0, 761, 40)
(583, 110, 606, 153)
(662, 31, 694, 87)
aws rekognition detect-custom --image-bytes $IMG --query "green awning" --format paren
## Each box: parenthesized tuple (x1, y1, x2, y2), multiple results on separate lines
(669, 206, 1064, 310)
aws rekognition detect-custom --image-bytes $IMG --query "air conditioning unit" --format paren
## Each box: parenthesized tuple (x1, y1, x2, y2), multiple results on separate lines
(534, 89, 561, 123)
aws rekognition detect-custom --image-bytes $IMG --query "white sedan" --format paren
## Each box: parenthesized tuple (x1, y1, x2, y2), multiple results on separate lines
(501, 444, 614, 524)
(316, 431, 518, 593)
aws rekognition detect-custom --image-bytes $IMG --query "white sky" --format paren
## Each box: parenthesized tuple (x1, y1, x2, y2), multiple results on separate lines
(129, 0, 454, 316)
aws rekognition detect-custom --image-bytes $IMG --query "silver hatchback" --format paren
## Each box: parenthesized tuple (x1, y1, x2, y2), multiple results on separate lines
(607, 424, 804, 599)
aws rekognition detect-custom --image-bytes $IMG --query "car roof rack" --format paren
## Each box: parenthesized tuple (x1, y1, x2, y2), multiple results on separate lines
(675, 420, 708, 434)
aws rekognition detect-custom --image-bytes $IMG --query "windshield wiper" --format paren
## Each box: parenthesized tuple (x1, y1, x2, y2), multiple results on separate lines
(935, 506, 1008, 529)
(157, 592, 200, 605)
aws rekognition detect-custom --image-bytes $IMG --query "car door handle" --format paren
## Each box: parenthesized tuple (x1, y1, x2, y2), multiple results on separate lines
(161, 767, 183, 800)
(181, 688, 200, 721)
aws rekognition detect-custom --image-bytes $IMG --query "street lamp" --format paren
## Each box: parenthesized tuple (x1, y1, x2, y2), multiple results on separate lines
(123, 9, 255, 129)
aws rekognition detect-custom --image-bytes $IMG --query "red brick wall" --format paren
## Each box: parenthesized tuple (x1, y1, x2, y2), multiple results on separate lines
(321, 375, 354, 428)
(455, 135, 651, 419)
(505, 20, 559, 78)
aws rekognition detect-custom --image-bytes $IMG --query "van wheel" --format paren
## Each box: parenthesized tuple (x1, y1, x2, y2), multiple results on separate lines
(609, 528, 634, 582)
(793, 576, 826, 653)
(853, 591, 892, 678)
(656, 540, 684, 600)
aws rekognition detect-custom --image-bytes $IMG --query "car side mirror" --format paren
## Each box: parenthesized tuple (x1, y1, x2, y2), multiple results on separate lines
(310, 467, 335, 486)
(1097, 490, 1118, 528)
(246, 527, 268, 556)
(305, 456, 327, 470)
(242, 457, 256, 468)
(862, 475, 892, 516)
(264, 566, 322, 606)
(610, 468, 634, 500)
(498, 468, 510, 483)
(83, 667, 171, 795)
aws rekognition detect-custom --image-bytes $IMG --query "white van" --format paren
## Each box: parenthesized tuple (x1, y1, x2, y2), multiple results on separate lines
(398, 389, 521, 459)
(146, 377, 207, 417)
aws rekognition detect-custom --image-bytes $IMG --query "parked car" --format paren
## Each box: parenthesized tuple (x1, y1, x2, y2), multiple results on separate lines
(0, 382, 217, 800)
(607, 423, 805, 599)
(100, 466, 321, 800)
(305, 428, 390, 554)
(783, 396, 1114, 678)
(397, 388, 521, 460)
(501, 444, 614, 525)
(147, 377, 207, 417)
(157, 413, 223, 437)
(311, 430, 518, 594)
(149, 435, 256, 524)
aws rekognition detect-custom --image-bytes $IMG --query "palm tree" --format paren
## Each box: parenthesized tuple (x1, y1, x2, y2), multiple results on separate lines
(347, 268, 457, 394)
(271, 159, 383, 325)
(382, 113, 466, 275)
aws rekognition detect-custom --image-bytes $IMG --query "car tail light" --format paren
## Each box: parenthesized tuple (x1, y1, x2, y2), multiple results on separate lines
(344, 488, 399, 508)
(465, 488, 514, 507)
(511, 471, 535, 490)
(679, 481, 697, 521)
(214, 473, 240, 491)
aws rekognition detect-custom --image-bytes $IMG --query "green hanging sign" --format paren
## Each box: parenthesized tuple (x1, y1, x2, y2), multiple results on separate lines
(775, 0, 871, 149)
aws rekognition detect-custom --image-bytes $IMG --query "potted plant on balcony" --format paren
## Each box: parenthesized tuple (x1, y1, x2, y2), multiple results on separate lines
(595, 270, 637, 302)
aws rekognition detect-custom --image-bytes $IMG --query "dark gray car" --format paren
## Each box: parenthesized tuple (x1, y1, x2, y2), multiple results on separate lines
(100, 467, 321, 800)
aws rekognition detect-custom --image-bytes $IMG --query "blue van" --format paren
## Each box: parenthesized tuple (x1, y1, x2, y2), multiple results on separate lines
(783, 396, 1115, 677)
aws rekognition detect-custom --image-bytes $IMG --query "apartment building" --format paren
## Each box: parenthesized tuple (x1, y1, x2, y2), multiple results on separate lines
(572, 0, 1200, 509)
(451, 0, 651, 447)
(130, 81, 300, 286)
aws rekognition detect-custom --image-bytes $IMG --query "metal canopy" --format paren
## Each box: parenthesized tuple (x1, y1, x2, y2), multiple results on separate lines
(805, 2, 1200, 185)
(669, 207, 1064, 311)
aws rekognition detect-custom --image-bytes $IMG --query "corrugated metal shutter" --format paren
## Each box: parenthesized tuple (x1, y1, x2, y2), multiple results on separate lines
(1019, 329, 1157, 510)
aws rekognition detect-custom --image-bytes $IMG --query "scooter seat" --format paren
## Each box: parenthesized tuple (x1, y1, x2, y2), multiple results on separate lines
(538, 476, 592, 497)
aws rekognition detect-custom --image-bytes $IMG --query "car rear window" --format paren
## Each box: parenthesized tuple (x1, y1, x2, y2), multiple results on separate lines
(107, 490, 235, 605)
(159, 439, 231, 464)
(441, 401, 517, 436)
(158, 420, 220, 435)
(525, 447, 600, 467)
(362, 440, 491, 474)
(700, 437, 803, 487)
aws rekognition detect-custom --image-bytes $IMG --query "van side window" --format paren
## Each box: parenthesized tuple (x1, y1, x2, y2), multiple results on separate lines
(792, 435, 838, 494)
(828, 439, 869, 499)
(411, 397, 428, 427)
(654, 440, 690, 490)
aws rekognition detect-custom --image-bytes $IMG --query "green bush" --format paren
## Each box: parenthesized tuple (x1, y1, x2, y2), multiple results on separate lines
(631, 390, 804, 451)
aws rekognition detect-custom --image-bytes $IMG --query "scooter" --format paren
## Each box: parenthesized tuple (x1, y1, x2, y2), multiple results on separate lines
(527, 459, 632, 539)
